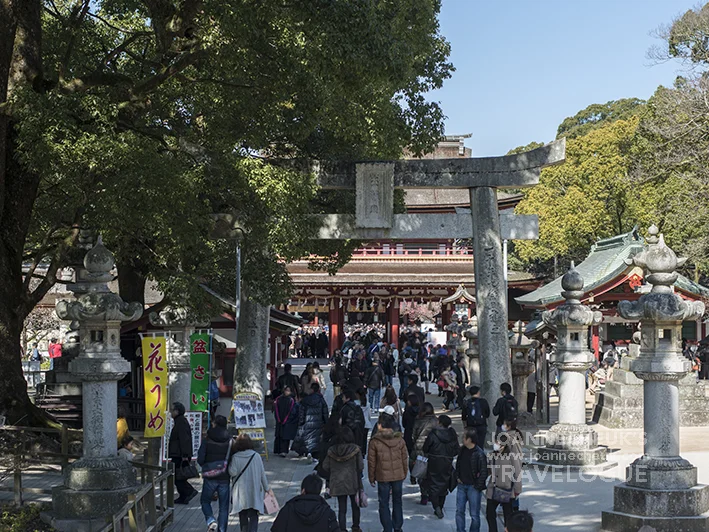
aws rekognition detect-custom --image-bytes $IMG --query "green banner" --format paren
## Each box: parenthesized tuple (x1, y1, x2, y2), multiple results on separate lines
(189, 333, 211, 412)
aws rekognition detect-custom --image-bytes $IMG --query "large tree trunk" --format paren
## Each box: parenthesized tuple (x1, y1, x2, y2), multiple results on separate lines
(0, 1, 52, 426)
(117, 261, 147, 307)
(233, 297, 270, 400)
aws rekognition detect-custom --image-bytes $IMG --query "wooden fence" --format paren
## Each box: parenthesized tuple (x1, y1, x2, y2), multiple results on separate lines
(0, 425, 174, 531)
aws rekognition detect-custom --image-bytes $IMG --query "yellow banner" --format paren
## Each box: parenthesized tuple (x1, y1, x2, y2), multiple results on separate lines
(142, 336, 168, 438)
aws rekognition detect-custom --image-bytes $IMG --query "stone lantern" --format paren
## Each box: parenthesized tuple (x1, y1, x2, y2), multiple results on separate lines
(509, 320, 535, 427)
(51, 237, 143, 529)
(602, 235, 709, 530)
(464, 314, 480, 385)
(535, 265, 613, 470)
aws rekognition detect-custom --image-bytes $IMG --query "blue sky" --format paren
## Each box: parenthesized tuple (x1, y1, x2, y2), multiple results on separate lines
(432, 0, 698, 156)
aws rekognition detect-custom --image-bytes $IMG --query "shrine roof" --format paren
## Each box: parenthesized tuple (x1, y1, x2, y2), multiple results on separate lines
(288, 259, 537, 287)
(515, 227, 709, 308)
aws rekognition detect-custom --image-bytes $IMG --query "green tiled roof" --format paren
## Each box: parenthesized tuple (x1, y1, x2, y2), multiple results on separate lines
(516, 228, 644, 307)
(516, 227, 709, 307)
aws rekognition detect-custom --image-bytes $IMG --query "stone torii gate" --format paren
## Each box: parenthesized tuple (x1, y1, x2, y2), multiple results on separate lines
(310, 139, 566, 415)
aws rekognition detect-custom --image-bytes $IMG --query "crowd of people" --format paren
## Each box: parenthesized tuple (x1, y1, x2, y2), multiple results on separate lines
(176, 325, 532, 532)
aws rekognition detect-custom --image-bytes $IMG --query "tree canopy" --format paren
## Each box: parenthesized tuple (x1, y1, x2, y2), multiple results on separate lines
(0, 0, 453, 422)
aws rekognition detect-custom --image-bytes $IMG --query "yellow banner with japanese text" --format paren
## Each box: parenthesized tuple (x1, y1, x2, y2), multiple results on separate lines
(142, 336, 168, 438)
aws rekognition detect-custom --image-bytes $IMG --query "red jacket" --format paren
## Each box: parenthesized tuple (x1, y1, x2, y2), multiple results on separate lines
(48, 343, 62, 359)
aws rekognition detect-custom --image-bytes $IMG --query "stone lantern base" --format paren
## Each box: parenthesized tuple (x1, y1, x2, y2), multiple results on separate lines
(531, 424, 617, 471)
(601, 473, 709, 531)
(48, 457, 138, 531)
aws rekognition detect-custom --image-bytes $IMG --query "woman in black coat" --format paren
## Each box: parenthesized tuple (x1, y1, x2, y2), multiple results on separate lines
(274, 386, 299, 456)
(402, 394, 420, 454)
(422, 415, 460, 519)
(168, 402, 197, 504)
(292, 383, 329, 458)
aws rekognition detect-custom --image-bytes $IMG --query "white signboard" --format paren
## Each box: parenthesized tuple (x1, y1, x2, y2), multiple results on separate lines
(162, 411, 203, 461)
(233, 393, 266, 429)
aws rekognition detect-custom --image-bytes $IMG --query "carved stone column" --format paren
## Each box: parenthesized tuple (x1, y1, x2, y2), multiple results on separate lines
(464, 315, 480, 386)
(51, 238, 143, 529)
(509, 321, 536, 428)
(470, 186, 511, 432)
(535, 266, 612, 470)
(602, 235, 709, 530)
(149, 307, 208, 409)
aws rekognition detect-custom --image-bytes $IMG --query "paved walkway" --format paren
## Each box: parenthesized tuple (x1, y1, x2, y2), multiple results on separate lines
(6, 360, 709, 531)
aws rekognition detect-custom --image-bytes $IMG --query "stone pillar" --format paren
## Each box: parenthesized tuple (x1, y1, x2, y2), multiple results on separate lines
(51, 238, 143, 529)
(509, 321, 536, 429)
(602, 235, 709, 531)
(470, 186, 511, 430)
(535, 265, 612, 470)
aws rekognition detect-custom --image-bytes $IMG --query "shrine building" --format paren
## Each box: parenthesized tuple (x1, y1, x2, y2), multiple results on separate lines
(516, 227, 709, 358)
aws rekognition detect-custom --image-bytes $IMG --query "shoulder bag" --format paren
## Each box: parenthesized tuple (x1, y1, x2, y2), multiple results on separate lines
(490, 456, 514, 503)
(202, 441, 232, 479)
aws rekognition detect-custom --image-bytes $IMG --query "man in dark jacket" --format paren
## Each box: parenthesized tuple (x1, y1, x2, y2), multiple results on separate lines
(197, 415, 232, 531)
(349, 351, 369, 382)
(168, 402, 196, 504)
(492, 382, 518, 435)
(271, 473, 339, 532)
(364, 359, 385, 413)
(455, 429, 487, 532)
(402, 374, 425, 407)
(453, 357, 469, 408)
(422, 415, 460, 519)
(339, 390, 366, 456)
(276, 364, 302, 398)
(461, 386, 491, 450)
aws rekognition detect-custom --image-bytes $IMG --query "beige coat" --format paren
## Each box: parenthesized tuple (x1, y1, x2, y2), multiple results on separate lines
(486, 451, 522, 499)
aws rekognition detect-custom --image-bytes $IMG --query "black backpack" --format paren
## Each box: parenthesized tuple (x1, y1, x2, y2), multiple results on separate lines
(465, 398, 485, 427)
(502, 395, 518, 422)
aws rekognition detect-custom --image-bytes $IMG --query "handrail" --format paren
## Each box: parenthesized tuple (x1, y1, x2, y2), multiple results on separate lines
(98, 462, 174, 532)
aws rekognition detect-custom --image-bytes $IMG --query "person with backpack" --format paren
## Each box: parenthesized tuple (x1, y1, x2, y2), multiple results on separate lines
(339, 390, 366, 457)
(330, 357, 348, 398)
(455, 429, 487, 532)
(492, 382, 518, 436)
(461, 386, 490, 450)
(364, 358, 385, 416)
(198, 415, 233, 532)
(321, 427, 364, 532)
